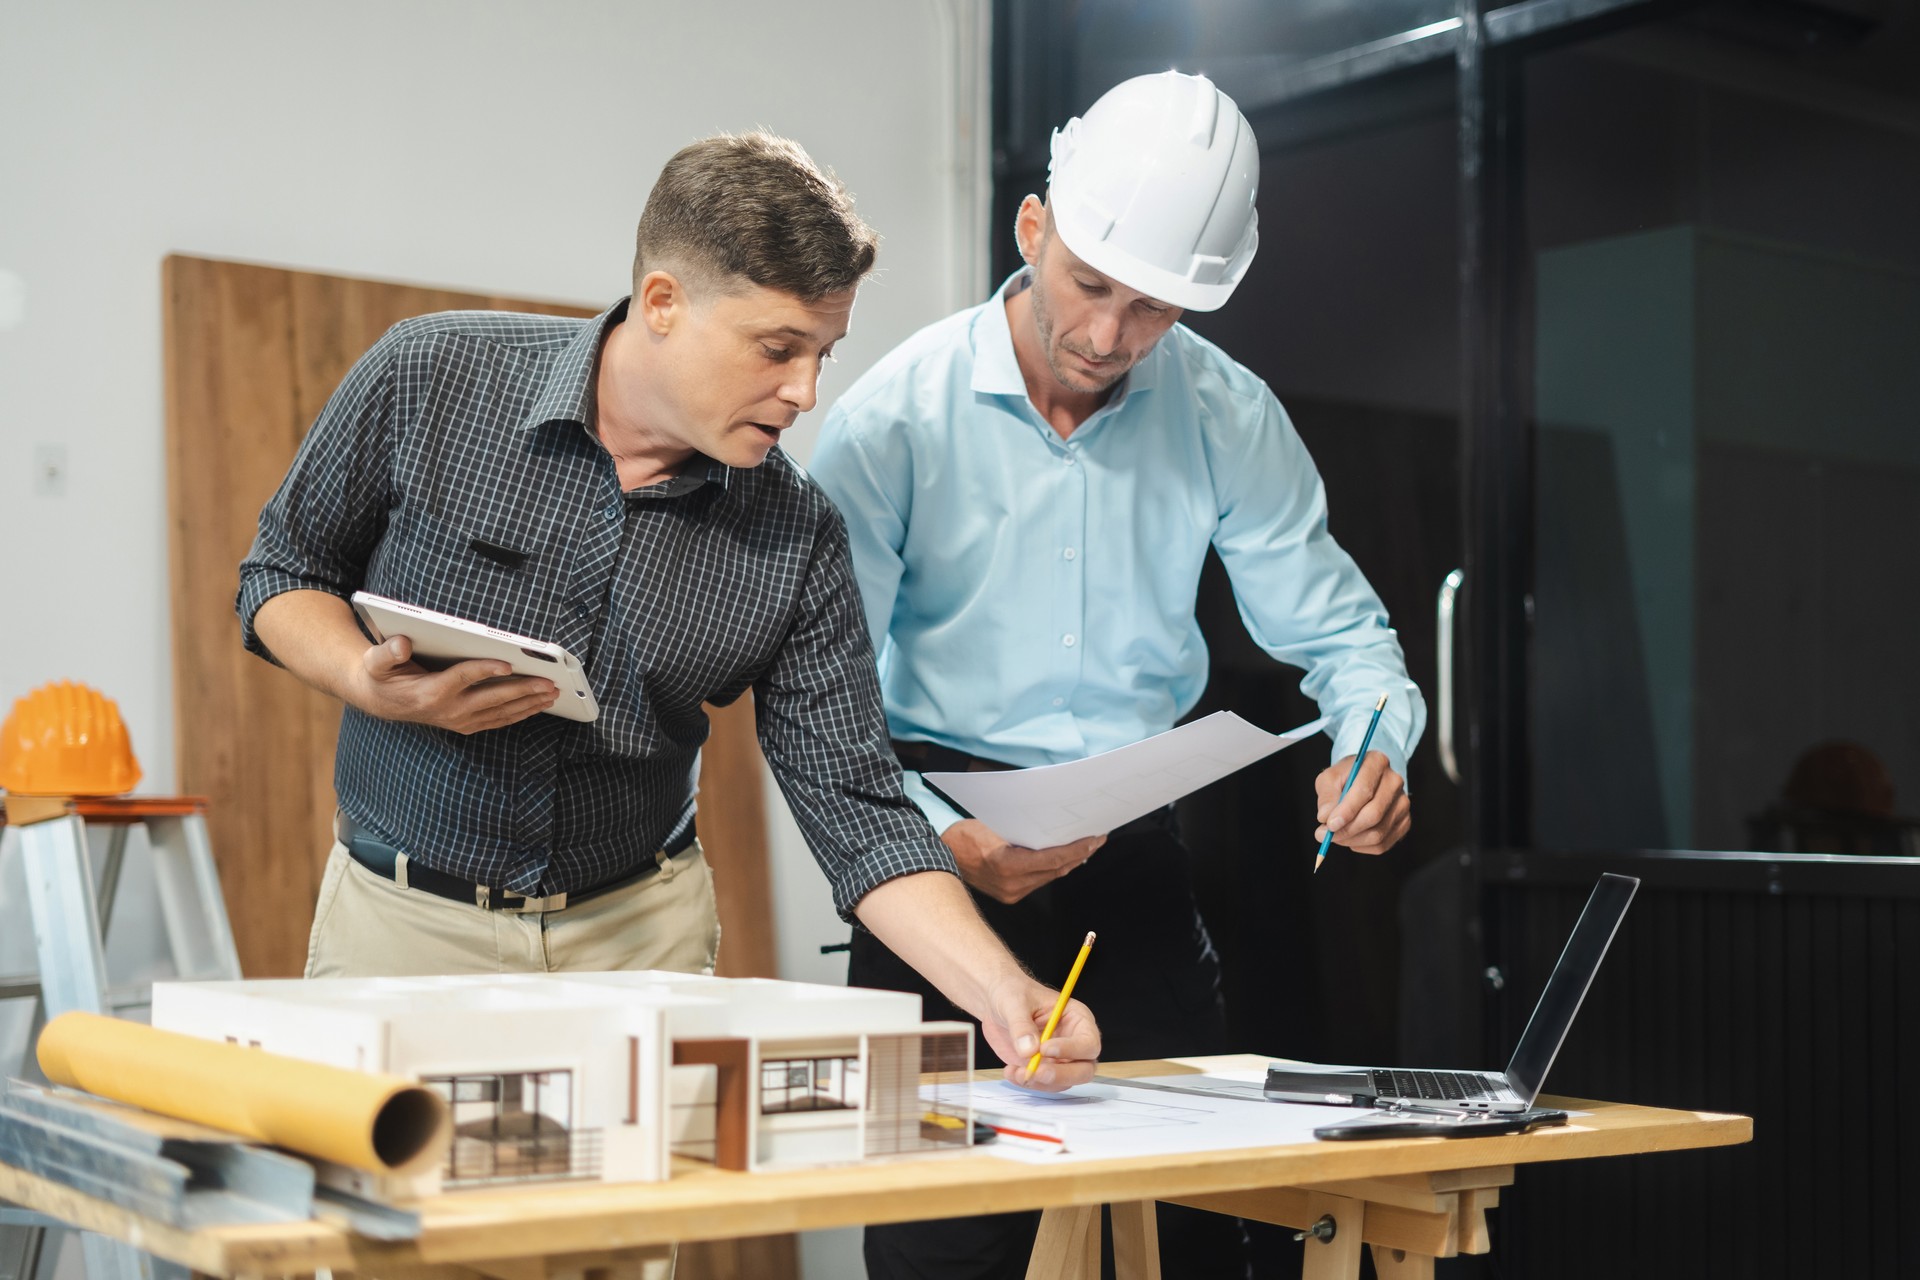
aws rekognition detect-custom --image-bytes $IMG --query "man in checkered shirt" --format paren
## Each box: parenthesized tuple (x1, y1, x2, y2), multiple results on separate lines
(239, 132, 1100, 1091)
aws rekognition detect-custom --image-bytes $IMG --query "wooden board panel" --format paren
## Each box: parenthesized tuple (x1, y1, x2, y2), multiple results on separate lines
(163, 255, 778, 981)
(164, 256, 316, 980)
(696, 698, 778, 980)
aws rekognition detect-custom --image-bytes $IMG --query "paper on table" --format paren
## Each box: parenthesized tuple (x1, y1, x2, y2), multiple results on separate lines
(923, 1076, 1338, 1163)
(923, 712, 1327, 848)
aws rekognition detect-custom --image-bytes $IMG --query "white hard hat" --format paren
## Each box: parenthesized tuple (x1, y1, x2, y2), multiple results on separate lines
(1046, 71, 1260, 312)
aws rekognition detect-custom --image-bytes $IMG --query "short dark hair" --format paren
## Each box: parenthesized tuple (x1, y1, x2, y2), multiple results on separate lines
(633, 131, 878, 304)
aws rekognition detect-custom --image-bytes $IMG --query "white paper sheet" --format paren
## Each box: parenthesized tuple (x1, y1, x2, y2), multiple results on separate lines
(922, 713, 1328, 848)
(924, 1076, 1342, 1163)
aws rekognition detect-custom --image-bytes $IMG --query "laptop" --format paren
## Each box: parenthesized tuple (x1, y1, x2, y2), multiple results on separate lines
(1264, 872, 1639, 1114)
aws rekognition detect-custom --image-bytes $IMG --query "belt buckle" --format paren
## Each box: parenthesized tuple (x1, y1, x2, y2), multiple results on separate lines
(479, 885, 567, 914)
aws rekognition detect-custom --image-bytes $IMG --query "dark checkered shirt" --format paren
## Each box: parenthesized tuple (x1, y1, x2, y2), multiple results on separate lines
(238, 301, 956, 916)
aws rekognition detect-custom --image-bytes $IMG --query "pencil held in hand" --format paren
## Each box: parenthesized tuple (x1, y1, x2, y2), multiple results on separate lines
(1315, 693, 1389, 873)
(1027, 931, 1096, 1076)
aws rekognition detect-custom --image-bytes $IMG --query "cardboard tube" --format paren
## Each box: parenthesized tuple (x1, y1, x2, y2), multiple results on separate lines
(37, 1012, 450, 1175)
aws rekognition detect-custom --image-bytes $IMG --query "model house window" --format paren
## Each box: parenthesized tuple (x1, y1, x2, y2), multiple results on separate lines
(759, 1055, 858, 1113)
(422, 1069, 597, 1184)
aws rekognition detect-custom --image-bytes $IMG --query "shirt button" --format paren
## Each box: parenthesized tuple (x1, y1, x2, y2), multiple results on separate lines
(1062, 453, 1076, 465)
(1062, 634, 1076, 648)
(604, 505, 621, 521)
(1052, 696, 1065, 707)
(1063, 548, 1077, 561)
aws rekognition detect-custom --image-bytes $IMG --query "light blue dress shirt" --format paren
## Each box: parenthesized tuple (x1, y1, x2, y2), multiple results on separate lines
(811, 272, 1426, 835)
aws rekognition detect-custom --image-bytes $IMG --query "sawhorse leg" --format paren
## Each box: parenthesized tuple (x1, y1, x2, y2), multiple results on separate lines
(1167, 1166, 1510, 1280)
(1027, 1204, 1099, 1279)
(1026, 1201, 1161, 1280)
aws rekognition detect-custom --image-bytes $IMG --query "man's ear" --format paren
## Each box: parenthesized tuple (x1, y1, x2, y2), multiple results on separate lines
(1014, 195, 1047, 266)
(635, 269, 685, 337)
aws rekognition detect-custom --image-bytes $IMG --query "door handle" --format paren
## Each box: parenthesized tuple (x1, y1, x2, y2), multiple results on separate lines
(1437, 568, 1464, 785)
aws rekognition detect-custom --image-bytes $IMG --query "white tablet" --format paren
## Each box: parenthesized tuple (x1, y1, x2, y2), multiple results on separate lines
(349, 591, 600, 723)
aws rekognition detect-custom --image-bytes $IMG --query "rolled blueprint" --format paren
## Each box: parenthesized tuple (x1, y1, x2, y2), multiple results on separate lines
(36, 1012, 449, 1174)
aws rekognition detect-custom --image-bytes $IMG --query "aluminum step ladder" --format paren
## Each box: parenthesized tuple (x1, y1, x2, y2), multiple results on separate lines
(0, 797, 242, 1280)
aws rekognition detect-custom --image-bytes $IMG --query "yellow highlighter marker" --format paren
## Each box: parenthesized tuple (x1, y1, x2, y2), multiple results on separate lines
(1027, 931, 1096, 1078)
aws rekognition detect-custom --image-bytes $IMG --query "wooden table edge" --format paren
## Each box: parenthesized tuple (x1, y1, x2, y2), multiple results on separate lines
(0, 1081, 1751, 1276)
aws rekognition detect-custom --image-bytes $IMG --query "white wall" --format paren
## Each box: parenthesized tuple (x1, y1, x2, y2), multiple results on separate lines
(0, 0, 988, 785)
(0, 2, 989, 1274)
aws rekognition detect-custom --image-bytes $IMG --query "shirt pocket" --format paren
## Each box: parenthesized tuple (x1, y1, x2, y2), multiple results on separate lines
(364, 504, 559, 638)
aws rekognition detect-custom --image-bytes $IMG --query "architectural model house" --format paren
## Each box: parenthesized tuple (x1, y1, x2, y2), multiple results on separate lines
(149, 972, 974, 1192)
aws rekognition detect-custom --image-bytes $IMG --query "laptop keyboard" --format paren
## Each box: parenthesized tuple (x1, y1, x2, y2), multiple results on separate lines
(1368, 1069, 1504, 1101)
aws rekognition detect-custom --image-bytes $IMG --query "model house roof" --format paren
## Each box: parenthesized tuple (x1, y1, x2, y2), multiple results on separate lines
(154, 971, 929, 1040)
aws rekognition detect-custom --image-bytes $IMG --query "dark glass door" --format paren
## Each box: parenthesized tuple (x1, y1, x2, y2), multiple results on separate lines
(1514, 7, 1920, 857)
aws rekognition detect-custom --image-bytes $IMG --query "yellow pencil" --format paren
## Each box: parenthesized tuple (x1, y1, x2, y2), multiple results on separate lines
(1027, 931, 1096, 1077)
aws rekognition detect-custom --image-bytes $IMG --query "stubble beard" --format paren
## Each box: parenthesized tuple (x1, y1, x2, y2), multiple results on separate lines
(1030, 279, 1128, 395)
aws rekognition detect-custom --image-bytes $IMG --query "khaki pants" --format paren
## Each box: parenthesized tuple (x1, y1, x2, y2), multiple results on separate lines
(305, 841, 707, 1280)
(305, 839, 721, 979)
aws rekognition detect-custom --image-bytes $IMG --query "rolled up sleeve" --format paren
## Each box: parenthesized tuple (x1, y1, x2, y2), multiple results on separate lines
(753, 505, 959, 921)
(236, 327, 399, 663)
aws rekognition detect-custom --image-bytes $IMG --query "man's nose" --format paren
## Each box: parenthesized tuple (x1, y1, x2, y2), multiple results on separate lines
(780, 366, 820, 414)
(1086, 307, 1124, 357)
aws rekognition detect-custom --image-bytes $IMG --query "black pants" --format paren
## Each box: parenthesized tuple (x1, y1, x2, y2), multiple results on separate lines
(851, 808, 1250, 1280)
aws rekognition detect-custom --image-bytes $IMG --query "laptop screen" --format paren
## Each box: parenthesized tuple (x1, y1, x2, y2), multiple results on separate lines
(1502, 873, 1640, 1104)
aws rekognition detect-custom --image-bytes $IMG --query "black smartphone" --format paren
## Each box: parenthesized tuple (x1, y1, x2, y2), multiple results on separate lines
(1315, 1107, 1569, 1140)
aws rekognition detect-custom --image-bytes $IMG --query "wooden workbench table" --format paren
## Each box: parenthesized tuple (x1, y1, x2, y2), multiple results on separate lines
(0, 1055, 1749, 1280)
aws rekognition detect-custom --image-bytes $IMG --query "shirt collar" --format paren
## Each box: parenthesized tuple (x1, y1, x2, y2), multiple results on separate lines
(970, 270, 1162, 402)
(970, 272, 1033, 397)
(518, 297, 628, 433)
(519, 297, 736, 498)
(678, 456, 736, 495)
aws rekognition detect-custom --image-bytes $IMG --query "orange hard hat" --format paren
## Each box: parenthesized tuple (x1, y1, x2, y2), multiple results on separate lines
(0, 681, 142, 797)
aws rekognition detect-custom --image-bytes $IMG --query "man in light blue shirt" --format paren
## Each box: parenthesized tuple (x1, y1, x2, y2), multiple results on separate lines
(813, 72, 1424, 1279)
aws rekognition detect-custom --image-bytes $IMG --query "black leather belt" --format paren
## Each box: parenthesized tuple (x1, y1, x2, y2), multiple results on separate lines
(335, 813, 695, 914)
(892, 739, 1019, 826)
(890, 738, 1018, 774)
